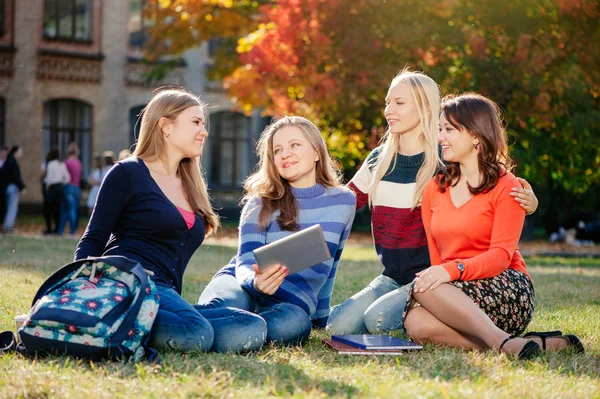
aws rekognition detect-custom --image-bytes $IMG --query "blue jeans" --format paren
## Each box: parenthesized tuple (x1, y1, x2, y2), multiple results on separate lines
(3, 184, 20, 230)
(326, 274, 410, 334)
(198, 274, 312, 345)
(151, 286, 267, 353)
(59, 184, 81, 235)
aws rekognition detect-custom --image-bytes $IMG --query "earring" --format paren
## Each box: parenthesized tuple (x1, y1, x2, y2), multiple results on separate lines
(165, 133, 170, 138)
(473, 142, 479, 150)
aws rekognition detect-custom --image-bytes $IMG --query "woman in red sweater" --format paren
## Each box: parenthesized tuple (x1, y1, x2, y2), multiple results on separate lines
(402, 93, 584, 359)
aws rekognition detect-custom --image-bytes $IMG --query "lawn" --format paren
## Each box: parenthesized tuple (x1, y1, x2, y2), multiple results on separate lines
(0, 235, 599, 398)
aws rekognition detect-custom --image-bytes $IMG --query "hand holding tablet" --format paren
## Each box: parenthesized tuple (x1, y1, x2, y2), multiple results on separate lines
(253, 224, 331, 274)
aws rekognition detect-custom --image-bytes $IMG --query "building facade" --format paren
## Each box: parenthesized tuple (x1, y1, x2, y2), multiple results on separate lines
(0, 0, 267, 208)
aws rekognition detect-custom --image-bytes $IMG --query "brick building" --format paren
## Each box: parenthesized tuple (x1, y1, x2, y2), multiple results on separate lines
(0, 0, 267, 209)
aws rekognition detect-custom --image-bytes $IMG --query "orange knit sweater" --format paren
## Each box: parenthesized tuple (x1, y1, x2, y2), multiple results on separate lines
(421, 172, 530, 281)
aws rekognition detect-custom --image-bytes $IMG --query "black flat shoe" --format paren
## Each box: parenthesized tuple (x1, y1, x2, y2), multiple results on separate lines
(523, 330, 585, 353)
(499, 334, 541, 360)
(0, 331, 16, 355)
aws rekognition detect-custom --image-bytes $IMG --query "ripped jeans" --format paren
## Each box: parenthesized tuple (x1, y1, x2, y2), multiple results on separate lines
(150, 285, 267, 353)
(326, 274, 410, 335)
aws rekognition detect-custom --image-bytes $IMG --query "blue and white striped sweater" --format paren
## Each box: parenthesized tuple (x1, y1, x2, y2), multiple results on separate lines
(215, 183, 356, 327)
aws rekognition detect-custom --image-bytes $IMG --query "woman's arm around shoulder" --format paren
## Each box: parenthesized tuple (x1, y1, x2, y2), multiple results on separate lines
(74, 162, 134, 260)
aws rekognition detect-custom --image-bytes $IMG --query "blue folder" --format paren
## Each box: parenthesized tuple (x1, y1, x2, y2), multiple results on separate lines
(331, 334, 423, 350)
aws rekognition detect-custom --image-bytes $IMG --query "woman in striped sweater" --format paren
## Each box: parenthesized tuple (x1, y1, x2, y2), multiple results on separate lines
(197, 116, 356, 348)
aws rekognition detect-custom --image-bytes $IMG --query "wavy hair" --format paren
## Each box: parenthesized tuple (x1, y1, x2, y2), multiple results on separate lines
(243, 116, 343, 231)
(133, 88, 220, 236)
(437, 93, 513, 193)
(368, 69, 443, 208)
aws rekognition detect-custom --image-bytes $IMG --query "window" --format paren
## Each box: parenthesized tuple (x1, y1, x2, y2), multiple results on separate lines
(129, 105, 145, 148)
(128, 0, 154, 49)
(43, 0, 92, 42)
(205, 111, 252, 188)
(0, 0, 5, 37)
(43, 99, 92, 178)
(0, 98, 4, 148)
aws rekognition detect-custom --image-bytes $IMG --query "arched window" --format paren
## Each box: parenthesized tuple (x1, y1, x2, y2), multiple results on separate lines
(43, 99, 92, 178)
(129, 104, 145, 148)
(205, 111, 252, 188)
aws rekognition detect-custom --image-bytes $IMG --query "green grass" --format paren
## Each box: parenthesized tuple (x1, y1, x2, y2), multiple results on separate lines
(1, 237, 599, 398)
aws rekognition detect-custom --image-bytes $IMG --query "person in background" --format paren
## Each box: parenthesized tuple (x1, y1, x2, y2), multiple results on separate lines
(59, 142, 83, 236)
(118, 149, 131, 161)
(0, 146, 8, 224)
(0, 145, 25, 234)
(101, 151, 116, 180)
(86, 155, 104, 215)
(0, 146, 8, 169)
(42, 148, 70, 235)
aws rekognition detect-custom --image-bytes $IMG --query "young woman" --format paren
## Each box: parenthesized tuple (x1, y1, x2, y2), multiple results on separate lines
(197, 116, 356, 345)
(327, 70, 539, 335)
(75, 88, 266, 353)
(86, 155, 104, 215)
(402, 93, 583, 359)
(0, 145, 25, 234)
(42, 148, 70, 235)
(59, 143, 83, 236)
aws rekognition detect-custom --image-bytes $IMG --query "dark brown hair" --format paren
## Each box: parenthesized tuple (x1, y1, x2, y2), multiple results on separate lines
(437, 93, 513, 193)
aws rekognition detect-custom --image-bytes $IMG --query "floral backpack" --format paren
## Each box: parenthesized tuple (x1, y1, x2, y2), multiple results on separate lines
(17, 256, 159, 361)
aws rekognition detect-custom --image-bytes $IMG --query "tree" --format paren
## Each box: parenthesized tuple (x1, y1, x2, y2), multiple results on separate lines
(148, 0, 600, 229)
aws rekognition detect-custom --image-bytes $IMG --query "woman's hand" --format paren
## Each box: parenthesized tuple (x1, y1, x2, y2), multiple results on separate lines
(252, 264, 288, 295)
(511, 178, 538, 215)
(414, 266, 451, 293)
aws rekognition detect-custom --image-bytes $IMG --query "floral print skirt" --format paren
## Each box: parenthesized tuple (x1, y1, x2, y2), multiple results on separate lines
(402, 268, 535, 336)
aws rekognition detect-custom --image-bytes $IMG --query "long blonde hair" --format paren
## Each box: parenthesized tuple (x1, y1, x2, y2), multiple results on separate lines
(368, 69, 443, 208)
(243, 116, 342, 231)
(133, 88, 220, 236)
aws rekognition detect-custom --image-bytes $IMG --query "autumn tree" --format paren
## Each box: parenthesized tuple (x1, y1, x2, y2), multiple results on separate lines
(148, 0, 600, 230)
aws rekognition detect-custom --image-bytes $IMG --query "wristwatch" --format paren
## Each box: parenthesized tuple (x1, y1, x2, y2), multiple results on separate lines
(455, 261, 465, 279)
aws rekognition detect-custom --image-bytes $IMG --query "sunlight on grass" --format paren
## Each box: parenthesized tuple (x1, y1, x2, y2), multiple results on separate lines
(0, 236, 599, 398)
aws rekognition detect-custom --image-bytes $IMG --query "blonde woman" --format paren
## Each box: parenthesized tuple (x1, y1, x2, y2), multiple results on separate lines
(327, 70, 539, 335)
(75, 88, 266, 353)
(198, 116, 356, 346)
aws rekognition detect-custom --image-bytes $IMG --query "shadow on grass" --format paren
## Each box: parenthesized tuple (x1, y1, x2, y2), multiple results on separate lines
(12, 348, 361, 398)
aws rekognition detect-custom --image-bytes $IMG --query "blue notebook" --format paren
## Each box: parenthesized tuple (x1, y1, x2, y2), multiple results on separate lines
(331, 334, 423, 350)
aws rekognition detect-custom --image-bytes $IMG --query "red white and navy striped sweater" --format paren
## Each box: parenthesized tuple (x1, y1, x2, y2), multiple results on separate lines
(348, 146, 430, 285)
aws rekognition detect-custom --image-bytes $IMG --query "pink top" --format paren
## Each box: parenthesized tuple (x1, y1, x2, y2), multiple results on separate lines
(65, 158, 82, 186)
(176, 207, 196, 229)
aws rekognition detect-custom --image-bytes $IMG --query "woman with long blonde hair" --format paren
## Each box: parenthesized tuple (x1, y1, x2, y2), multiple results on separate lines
(75, 88, 266, 353)
(327, 69, 539, 335)
(198, 116, 356, 346)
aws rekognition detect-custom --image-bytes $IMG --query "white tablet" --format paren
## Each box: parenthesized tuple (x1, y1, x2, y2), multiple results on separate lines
(253, 224, 331, 274)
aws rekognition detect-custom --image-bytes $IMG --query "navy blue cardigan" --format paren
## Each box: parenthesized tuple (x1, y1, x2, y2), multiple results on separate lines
(75, 157, 206, 294)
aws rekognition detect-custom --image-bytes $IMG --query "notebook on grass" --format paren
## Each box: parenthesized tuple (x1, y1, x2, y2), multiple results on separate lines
(323, 339, 407, 356)
(331, 334, 423, 350)
(252, 224, 331, 275)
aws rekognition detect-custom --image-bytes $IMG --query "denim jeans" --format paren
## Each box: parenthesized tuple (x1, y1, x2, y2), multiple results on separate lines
(59, 184, 81, 235)
(326, 274, 411, 335)
(3, 184, 20, 230)
(151, 285, 267, 353)
(198, 274, 312, 345)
